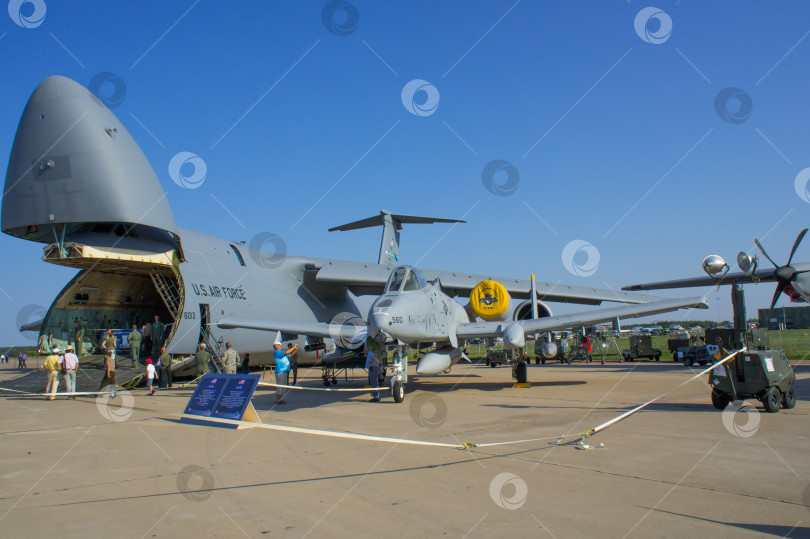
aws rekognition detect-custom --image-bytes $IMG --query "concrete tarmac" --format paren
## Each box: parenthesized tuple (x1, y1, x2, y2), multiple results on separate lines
(0, 360, 808, 538)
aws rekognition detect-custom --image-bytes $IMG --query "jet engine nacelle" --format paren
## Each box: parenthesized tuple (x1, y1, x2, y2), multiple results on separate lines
(512, 299, 552, 321)
(416, 347, 463, 375)
(469, 280, 552, 322)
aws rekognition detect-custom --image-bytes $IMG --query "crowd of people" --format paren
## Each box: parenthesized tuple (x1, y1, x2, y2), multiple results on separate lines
(19, 314, 312, 404)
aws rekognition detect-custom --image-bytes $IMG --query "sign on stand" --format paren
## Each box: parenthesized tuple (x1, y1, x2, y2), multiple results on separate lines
(181, 374, 261, 429)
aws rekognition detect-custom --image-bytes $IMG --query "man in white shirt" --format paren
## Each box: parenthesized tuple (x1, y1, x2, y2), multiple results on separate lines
(60, 345, 80, 399)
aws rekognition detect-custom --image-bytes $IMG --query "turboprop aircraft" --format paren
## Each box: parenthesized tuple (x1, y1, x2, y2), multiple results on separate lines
(4, 75, 707, 400)
(623, 229, 810, 309)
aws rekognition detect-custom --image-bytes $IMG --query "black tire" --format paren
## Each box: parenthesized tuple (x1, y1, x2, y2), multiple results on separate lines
(392, 380, 405, 403)
(673, 353, 678, 361)
(490, 362, 497, 368)
(515, 362, 527, 383)
(782, 384, 796, 409)
(541, 358, 546, 364)
(711, 388, 730, 410)
(655, 354, 661, 362)
(762, 387, 781, 413)
(686, 357, 695, 367)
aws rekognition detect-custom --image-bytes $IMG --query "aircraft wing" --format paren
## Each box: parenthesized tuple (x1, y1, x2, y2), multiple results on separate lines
(217, 318, 367, 344)
(621, 267, 787, 291)
(456, 296, 708, 339)
(314, 260, 669, 305)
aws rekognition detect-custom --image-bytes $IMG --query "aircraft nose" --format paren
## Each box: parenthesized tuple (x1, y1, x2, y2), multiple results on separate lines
(367, 309, 393, 343)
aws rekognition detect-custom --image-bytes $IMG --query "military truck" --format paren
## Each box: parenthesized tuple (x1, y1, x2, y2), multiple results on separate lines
(621, 335, 662, 362)
(667, 333, 691, 361)
(682, 344, 719, 366)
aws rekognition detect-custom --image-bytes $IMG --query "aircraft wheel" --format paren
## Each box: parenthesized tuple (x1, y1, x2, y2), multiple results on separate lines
(762, 387, 781, 413)
(331, 377, 338, 385)
(782, 384, 796, 409)
(710, 388, 730, 410)
(323, 380, 330, 386)
(392, 380, 405, 403)
(541, 358, 546, 365)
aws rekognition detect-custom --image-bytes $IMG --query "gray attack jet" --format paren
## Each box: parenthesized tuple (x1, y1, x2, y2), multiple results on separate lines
(3, 76, 708, 401)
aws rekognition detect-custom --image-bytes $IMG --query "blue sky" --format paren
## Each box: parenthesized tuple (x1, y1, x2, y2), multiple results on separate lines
(1, 1, 809, 345)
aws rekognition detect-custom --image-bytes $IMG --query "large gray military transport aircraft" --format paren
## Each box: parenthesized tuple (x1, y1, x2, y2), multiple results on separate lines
(3, 76, 708, 401)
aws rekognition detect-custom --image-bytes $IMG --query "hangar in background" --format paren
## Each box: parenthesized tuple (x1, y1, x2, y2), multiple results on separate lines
(758, 306, 810, 330)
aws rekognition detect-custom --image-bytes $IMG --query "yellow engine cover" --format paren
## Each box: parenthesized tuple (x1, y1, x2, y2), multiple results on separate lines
(470, 280, 509, 320)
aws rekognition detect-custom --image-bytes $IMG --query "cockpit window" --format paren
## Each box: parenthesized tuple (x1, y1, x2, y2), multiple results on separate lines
(229, 244, 246, 266)
(385, 266, 427, 293)
(386, 267, 407, 293)
(403, 270, 421, 291)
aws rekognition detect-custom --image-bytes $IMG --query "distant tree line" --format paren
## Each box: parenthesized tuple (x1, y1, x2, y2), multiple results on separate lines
(640, 320, 735, 329)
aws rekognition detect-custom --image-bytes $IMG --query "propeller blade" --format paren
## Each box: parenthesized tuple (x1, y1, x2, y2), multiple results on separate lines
(786, 228, 808, 266)
(754, 237, 779, 268)
(769, 281, 787, 312)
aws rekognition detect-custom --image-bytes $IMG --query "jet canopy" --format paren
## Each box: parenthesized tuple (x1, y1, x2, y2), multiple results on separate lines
(384, 265, 427, 293)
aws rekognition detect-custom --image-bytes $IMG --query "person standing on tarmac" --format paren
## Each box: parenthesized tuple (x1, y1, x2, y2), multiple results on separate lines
(273, 340, 298, 405)
(159, 347, 173, 388)
(287, 343, 298, 385)
(222, 342, 240, 375)
(145, 358, 157, 396)
(44, 347, 61, 400)
(365, 349, 380, 402)
(128, 324, 142, 369)
(195, 343, 211, 376)
(60, 345, 79, 398)
(99, 350, 116, 398)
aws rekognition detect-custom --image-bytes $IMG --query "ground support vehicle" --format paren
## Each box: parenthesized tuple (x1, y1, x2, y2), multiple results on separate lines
(486, 348, 508, 368)
(534, 338, 570, 364)
(682, 344, 719, 367)
(709, 349, 796, 412)
(622, 336, 662, 362)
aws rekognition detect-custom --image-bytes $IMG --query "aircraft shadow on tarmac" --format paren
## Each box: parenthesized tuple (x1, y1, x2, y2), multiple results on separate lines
(644, 508, 809, 537)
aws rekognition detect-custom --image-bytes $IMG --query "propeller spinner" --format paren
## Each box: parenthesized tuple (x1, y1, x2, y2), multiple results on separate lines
(754, 228, 809, 311)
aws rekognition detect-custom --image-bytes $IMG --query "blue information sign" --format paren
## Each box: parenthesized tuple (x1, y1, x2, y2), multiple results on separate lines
(182, 374, 260, 424)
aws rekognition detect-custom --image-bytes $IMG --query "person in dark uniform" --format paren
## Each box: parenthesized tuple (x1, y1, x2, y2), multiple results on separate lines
(128, 324, 142, 369)
(287, 343, 298, 385)
(99, 350, 116, 398)
(159, 346, 172, 388)
(195, 343, 211, 376)
(241, 353, 251, 374)
(151, 315, 164, 356)
(73, 320, 86, 357)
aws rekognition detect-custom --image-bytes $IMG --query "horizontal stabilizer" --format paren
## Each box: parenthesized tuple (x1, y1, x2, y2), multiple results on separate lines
(328, 210, 465, 232)
(328, 209, 466, 265)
